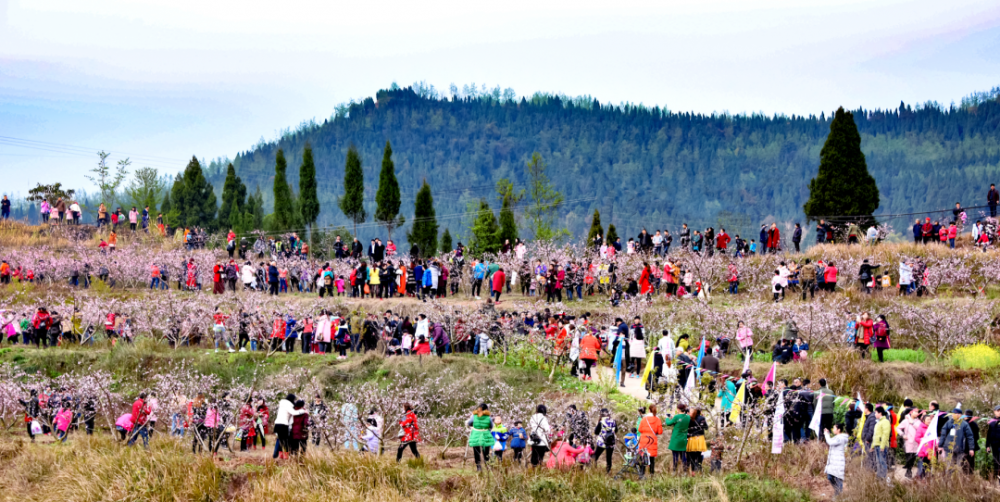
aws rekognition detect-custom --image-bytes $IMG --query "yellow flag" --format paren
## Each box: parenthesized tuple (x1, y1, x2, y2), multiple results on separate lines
(640, 350, 657, 387)
(729, 380, 746, 424)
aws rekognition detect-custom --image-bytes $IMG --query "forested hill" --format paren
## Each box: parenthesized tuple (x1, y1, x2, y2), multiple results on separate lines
(214, 86, 1000, 243)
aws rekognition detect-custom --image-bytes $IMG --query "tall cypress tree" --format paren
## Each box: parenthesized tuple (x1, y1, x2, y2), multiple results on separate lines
(440, 228, 453, 254)
(375, 141, 403, 239)
(407, 180, 438, 257)
(165, 173, 184, 229)
(272, 149, 295, 230)
(496, 180, 520, 246)
(803, 107, 880, 226)
(469, 198, 501, 256)
(587, 209, 603, 243)
(177, 157, 217, 230)
(606, 224, 619, 245)
(219, 163, 247, 230)
(298, 144, 320, 237)
(340, 146, 366, 237)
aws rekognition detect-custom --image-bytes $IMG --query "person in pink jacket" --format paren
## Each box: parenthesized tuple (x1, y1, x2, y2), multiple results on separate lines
(546, 431, 587, 468)
(895, 408, 925, 478)
(735, 321, 753, 358)
(54, 405, 74, 442)
(915, 413, 935, 478)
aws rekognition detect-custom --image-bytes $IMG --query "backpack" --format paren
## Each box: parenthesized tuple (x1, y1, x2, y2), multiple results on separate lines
(874, 323, 888, 343)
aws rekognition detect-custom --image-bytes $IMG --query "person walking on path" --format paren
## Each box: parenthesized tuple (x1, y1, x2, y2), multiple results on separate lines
(636, 404, 664, 478)
(823, 423, 848, 496)
(664, 403, 690, 474)
(397, 402, 421, 462)
(527, 404, 551, 467)
(467, 404, 495, 471)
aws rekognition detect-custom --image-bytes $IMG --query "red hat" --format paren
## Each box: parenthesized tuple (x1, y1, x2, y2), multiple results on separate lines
(926, 217, 931, 221)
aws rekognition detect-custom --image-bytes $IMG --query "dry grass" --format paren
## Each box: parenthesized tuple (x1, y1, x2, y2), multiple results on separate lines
(0, 433, 812, 502)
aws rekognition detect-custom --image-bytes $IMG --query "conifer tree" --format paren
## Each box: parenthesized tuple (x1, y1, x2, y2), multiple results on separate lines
(606, 224, 619, 245)
(375, 141, 404, 239)
(587, 209, 603, 243)
(340, 146, 366, 236)
(272, 149, 295, 230)
(440, 228, 453, 254)
(495, 178, 521, 246)
(171, 157, 217, 230)
(219, 163, 247, 230)
(298, 144, 320, 237)
(407, 180, 438, 257)
(469, 199, 500, 256)
(803, 107, 880, 226)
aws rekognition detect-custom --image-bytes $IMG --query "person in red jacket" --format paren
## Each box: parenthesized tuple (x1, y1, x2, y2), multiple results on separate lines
(491, 267, 507, 303)
(715, 229, 730, 252)
(579, 330, 602, 380)
(31, 307, 52, 348)
(857, 312, 874, 359)
(639, 263, 653, 296)
(128, 392, 150, 447)
(767, 223, 781, 253)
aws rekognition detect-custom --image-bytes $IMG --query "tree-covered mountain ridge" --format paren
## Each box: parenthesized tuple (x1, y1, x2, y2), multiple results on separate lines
(211, 84, 1000, 243)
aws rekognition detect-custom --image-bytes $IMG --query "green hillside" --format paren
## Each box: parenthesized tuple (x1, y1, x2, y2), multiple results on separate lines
(211, 85, 1000, 243)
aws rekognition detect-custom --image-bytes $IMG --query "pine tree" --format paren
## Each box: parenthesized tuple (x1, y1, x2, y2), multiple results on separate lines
(165, 174, 184, 229)
(159, 189, 172, 219)
(495, 178, 521, 246)
(244, 186, 265, 230)
(375, 141, 403, 239)
(272, 149, 295, 230)
(298, 144, 320, 237)
(340, 145, 366, 236)
(176, 157, 217, 230)
(440, 228, 453, 254)
(587, 209, 604, 243)
(469, 199, 500, 256)
(218, 163, 247, 230)
(407, 180, 438, 257)
(606, 224, 619, 245)
(803, 107, 880, 226)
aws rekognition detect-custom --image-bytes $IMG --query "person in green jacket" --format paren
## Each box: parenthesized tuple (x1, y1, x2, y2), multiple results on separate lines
(872, 406, 891, 483)
(663, 403, 691, 473)
(466, 403, 496, 471)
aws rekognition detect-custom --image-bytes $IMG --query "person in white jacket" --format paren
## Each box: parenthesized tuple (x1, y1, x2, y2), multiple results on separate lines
(824, 423, 848, 495)
(527, 404, 551, 467)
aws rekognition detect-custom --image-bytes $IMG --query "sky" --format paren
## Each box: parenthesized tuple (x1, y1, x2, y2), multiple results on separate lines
(1, 0, 999, 196)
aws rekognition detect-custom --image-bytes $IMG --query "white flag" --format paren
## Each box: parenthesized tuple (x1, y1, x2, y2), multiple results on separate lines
(772, 392, 785, 454)
(919, 412, 939, 450)
(742, 349, 751, 375)
(808, 392, 824, 436)
(682, 365, 697, 404)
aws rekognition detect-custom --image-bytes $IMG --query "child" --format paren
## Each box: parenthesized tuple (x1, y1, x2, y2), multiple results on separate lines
(709, 436, 730, 473)
(509, 420, 527, 462)
(793, 338, 809, 361)
(491, 417, 509, 461)
(401, 330, 413, 356)
(749, 239, 757, 255)
(771, 270, 783, 302)
(335, 276, 345, 296)
(622, 427, 640, 465)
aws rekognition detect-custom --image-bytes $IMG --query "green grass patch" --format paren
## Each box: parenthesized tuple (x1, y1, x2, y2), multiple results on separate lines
(881, 348, 927, 364)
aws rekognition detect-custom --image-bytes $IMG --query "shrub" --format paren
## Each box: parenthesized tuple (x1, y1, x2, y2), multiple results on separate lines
(950, 344, 1000, 370)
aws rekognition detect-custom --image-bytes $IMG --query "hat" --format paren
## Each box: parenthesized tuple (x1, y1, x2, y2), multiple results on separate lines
(951, 407, 962, 414)
(993, 405, 1000, 412)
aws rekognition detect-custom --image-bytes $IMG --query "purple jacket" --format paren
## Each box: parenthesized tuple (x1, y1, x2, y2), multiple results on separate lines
(872, 320, 891, 349)
(432, 323, 450, 347)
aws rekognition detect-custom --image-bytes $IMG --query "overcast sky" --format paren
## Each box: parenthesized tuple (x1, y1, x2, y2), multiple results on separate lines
(1, 0, 999, 195)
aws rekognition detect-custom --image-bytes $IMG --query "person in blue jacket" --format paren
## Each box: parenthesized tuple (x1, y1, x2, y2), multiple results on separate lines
(509, 420, 527, 462)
